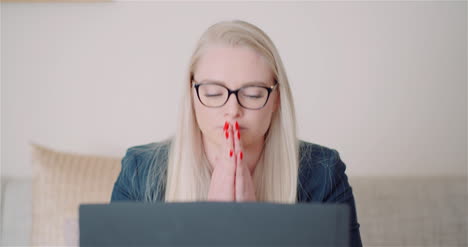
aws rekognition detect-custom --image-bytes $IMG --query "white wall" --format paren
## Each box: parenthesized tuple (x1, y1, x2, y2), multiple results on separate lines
(1, 1, 466, 177)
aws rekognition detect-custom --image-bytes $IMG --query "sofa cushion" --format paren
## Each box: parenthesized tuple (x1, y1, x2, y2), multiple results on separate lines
(30, 143, 121, 246)
(349, 176, 467, 246)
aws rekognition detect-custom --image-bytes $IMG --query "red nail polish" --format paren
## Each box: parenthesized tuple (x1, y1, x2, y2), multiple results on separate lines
(237, 131, 240, 140)
(224, 121, 229, 131)
(235, 121, 239, 130)
(239, 151, 243, 160)
(225, 131, 229, 139)
(230, 149, 233, 157)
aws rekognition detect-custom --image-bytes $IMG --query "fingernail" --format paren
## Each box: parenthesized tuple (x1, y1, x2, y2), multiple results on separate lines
(239, 151, 243, 160)
(225, 131, 229, 139)
(223, 121, 229, 131)
(230, 149, 233, 157)
(237, 131, 241, 140)
(235, 121, 239, 130)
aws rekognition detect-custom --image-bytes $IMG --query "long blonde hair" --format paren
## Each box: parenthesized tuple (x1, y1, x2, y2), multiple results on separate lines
(144, 20, 299, 204)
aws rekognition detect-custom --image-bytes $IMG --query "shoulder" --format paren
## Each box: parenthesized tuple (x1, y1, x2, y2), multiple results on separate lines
(297, 139, 351, 202)
(111, 138, 172, 201)
(125, 139, 171, 162)
(122, 138, 172, 179)
(298, 139, 341, 172)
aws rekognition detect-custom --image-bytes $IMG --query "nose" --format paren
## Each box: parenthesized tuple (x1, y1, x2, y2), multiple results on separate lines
(224, 93, 242, 116)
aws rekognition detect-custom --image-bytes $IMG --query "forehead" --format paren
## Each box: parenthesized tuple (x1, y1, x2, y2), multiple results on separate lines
(194, 44, 273, 87)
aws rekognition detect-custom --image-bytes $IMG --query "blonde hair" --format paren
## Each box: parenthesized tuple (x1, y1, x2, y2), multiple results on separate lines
(144, 20, 299, 204)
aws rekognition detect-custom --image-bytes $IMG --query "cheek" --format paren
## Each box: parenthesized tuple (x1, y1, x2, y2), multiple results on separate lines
(192, 93, 206, 129)
(259, 96, 277, 125)
(259, 112, 274, 133)
(193, 95, 216, 134)
(258, 99, 278, 133)
(247, 111, 274, 139)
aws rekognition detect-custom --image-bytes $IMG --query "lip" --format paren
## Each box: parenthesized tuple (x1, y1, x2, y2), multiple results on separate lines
(220, 126, 246, 130)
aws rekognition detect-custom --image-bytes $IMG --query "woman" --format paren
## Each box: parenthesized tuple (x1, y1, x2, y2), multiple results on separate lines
(111, 20, 362, 246)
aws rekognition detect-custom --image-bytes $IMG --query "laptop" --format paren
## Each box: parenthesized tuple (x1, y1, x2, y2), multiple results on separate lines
(79, 202, 350, 247)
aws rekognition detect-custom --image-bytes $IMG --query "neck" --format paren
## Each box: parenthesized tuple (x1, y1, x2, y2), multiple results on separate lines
(203, 136, 264, 175)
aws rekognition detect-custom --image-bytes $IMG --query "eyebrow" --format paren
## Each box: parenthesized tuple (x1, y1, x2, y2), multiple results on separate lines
(197, 79, 269, 87)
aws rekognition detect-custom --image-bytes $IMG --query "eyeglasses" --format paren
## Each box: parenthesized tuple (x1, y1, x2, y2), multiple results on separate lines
(192, 79, 279, 110)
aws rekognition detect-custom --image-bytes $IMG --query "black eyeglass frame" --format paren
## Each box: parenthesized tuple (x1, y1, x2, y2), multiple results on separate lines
(191, 79, 279, 110)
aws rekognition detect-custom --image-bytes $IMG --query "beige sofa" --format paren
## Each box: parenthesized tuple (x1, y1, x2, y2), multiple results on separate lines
(1, 143, 466, 246)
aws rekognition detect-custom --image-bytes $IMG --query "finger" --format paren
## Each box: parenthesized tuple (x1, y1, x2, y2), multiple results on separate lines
(224, 121, 235, 161)
(234, 121, 245, 200)
(236, 163, 256, 202)
(233, 121, 243, 161)
(235, 159, 246, 201)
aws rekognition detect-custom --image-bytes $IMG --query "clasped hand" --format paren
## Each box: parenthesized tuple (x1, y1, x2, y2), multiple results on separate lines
(207, 121, 257, 202)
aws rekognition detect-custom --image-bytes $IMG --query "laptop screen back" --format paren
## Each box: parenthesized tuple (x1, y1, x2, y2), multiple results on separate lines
(79, 202, 349, 247)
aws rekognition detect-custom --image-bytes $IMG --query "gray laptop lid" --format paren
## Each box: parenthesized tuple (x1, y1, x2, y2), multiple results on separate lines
(79, 202, 349, 247)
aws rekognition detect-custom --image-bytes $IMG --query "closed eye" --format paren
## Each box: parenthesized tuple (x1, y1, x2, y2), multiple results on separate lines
(246, 95, 263, 98)
(204, 94, 223, 97)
